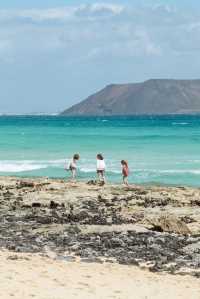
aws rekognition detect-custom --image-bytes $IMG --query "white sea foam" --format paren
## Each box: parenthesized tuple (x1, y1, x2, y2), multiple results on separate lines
(172, 122, 189, 125)
(0, 162, 47, 172)
(158, 169, 200, 175)
(80, 167, 121, 174)
(0, 159, 66, 173)
(0, 159, 200, 177)
(80, 167, 95, 173)
(188, 160, 200, 164)
(135, 169, 200, 175)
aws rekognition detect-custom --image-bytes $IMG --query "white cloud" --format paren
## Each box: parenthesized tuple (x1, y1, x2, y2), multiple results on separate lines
(0, 3, 124, 23)
(0, 1, 199, 64)
(87, 27, 161, 60)
(75, 3, 124, 18)
(152, 4, 176, 14)
(0, 7, 73, 22)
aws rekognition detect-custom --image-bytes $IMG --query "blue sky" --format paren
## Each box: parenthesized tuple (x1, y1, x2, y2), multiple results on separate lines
(0, 0, 200, 114)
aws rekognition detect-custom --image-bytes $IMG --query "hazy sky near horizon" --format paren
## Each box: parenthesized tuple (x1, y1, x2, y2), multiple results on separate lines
(0, 0, 200, 113)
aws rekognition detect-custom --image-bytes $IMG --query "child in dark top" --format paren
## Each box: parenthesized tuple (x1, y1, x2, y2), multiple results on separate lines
(121, 160, 129, 186)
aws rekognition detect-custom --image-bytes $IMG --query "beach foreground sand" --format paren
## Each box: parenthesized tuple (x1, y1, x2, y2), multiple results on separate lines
(1, 250, 200, 299)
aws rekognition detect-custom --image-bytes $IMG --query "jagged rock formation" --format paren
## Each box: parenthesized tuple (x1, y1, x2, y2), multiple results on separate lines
(0, 177, 200, 277)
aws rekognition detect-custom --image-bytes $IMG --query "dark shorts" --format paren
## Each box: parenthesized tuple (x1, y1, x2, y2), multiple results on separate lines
(97, 170, 105, 174)
(70, 166, 76, 171)
(123, 174, 128, 178)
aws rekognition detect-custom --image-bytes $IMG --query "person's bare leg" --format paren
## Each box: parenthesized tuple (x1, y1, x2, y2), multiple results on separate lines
(97, 171, 101, 182)
(71, 169, 76, 181)
(102, 171, 106, 184)
(123, 176, 129, 186)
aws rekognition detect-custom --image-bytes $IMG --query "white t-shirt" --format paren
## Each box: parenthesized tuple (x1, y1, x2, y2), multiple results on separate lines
(97, 159, 106, 171)
(69, 160, 77, 169)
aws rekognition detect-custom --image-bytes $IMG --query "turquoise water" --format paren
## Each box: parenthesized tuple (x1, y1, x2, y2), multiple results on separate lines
(0, 115, 200, 186)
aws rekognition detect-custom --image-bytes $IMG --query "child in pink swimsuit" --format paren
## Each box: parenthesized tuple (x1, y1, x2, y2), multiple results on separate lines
(121, 160, 129, 186)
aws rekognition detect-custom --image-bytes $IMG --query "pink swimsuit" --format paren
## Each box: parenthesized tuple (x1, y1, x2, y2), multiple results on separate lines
(122, 165, 129, 177)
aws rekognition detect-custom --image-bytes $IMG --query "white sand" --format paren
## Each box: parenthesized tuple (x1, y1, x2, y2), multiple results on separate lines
(0, 251, 199, 299)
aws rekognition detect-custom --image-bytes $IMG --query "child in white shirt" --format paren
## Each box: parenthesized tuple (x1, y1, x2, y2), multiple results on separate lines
(96, 153, 106, 184)
(65, 153, 80, 181)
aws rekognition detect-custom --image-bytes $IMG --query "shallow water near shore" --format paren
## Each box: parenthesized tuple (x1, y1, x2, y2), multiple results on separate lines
(0, 115, 200, 186)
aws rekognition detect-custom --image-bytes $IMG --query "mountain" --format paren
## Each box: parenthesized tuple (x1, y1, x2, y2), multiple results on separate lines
(61, 79, 200, 116)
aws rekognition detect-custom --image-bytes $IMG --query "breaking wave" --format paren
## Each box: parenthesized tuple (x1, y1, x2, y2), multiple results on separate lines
(0, 160, 65, 173)
(172, 122, 189, 125)
(0, 161, 200, 181)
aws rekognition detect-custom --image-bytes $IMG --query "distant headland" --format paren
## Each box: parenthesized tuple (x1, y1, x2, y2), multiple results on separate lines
(61, 79, 200, 116)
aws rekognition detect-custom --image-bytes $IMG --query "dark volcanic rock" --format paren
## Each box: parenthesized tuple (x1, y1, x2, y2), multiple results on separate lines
(0, 178, 200, 277)
(32, 203, 41, 208)
(49, 201, 59, 209)
(17, 181, 35, 188)
(148, 215, 191, 235)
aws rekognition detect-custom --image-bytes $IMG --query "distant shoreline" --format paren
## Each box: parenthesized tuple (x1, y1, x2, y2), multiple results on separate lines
(1, 113, 200, 117)
(0, 175, 195, 188)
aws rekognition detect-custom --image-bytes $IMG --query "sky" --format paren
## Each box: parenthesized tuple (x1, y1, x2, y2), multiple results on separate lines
(0, 0, 200, 114)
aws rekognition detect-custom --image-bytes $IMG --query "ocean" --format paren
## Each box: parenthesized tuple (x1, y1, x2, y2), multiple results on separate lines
(0, 115, 200, 186)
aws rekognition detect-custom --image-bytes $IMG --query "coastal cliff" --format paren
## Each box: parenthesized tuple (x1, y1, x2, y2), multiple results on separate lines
(61, 79, 200, 116)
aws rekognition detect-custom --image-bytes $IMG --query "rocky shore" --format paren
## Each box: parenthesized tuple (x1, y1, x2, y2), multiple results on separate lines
(0, 177, 200, 277)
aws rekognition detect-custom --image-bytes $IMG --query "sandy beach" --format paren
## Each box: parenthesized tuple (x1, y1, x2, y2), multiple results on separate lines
(0, 177, 200, 298)
(2, 0, 200, 297)
(1, 250, 200, 299)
